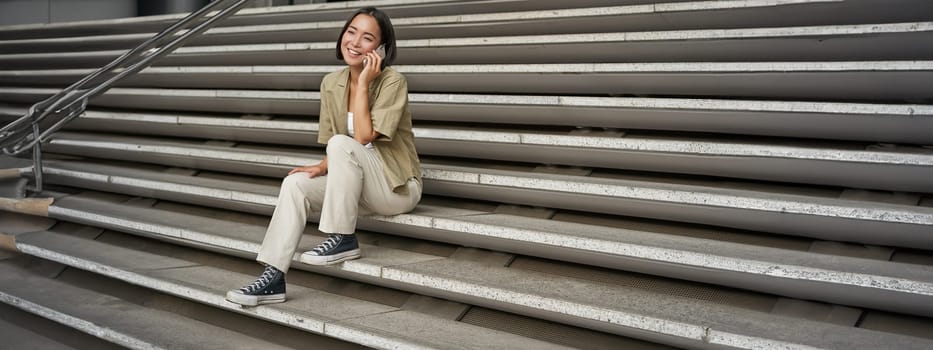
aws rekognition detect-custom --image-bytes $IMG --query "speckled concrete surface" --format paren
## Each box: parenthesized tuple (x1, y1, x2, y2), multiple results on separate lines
(3, 86, 931, 116)
(12, 230, 572, 349)
(36, 158, 933, 232)
(39, 189, 933, 319)
(385, 258, 933, 349)
(0, 263, 296, 350)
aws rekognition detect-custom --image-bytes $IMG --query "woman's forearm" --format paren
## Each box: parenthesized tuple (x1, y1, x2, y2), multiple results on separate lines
(350, 86, 379, 144)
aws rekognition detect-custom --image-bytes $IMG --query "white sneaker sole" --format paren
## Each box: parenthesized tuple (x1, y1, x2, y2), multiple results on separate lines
(299, 248, 361, 266)
(225, 290, 285, 306)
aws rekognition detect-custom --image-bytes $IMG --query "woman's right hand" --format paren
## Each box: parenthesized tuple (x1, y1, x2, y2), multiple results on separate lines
(288, 164, 326, 178)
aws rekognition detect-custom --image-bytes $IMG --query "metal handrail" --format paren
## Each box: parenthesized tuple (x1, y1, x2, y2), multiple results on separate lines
(0, 0, 254, 192)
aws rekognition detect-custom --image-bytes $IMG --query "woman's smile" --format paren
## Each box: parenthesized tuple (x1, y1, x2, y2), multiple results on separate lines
(346, 48, 363, 60)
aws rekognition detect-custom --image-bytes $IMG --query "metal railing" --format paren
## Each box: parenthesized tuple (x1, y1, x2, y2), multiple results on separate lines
(0, 0, 254, 192)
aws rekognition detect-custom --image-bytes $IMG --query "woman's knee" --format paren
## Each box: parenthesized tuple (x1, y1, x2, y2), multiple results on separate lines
(281, 172, 311, 191)
(326, 134, 355, 156)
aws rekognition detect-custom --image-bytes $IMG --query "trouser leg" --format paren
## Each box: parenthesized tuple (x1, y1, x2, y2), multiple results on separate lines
(256, 173, 326, 272)
(319, 135, 421, 234)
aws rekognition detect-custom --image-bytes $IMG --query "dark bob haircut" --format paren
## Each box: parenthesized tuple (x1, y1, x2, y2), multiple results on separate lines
(335, 7, 397, 69)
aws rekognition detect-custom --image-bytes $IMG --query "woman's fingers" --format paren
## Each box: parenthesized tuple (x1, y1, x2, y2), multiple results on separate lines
(371, 50, 382, 68)
(359, 51, 382, 85)
(288, 166, 326, 178)
(365, 51, 382, 73)
(288, 166, 311, 176)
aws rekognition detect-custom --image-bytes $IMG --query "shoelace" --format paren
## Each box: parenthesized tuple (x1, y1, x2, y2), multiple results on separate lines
(311, 235, 341, 255)
(239, 267, 278, 293)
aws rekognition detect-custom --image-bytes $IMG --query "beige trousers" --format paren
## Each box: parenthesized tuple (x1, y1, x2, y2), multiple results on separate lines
(256, 135, 421, 272)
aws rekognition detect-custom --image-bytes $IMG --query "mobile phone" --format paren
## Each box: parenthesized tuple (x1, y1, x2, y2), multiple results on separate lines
(362, 44, 386, 67)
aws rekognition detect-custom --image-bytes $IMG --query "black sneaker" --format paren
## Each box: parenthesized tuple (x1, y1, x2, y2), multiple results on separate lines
(299, 234, 361, 265)
(225, 265, 286, 306)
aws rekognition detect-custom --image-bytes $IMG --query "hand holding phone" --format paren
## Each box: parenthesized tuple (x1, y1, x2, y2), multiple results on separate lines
(362, 44, 386, 67)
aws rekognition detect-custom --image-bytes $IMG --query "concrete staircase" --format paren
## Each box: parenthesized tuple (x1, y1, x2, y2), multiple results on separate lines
(2, 0, 933, 349)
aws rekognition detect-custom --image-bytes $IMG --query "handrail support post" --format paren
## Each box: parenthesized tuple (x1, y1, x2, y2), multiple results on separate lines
(30, 124, 44, 193)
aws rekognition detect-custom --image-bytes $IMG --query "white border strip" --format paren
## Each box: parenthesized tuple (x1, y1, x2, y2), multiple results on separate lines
(48, 206, 262, 253)
(13, 21, 927, 58)
(466, 172, 933, 225)
(426, 218, 933, 296)
(49, 130, 933, 166)
(15, 243, 329, 334)
(6, 61, 933, 77)
(50, 204, 933, 296)
(381, 267, 823, 350)
(41, 165, 933, 225)
(6, 87, 931, 116)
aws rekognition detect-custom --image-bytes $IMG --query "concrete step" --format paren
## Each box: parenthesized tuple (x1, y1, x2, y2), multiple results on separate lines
(13, 159, 933, 304)
(5, 0, 932, 53)
(0, 208, 672, 350)
(9, 224, 933, 349)
(0, 262, 298, 350)
(48, 118, 933, 193)
(5, 229, 570, 350)
(3, 61, 932, 101)
(3, 0, 930, 348)
(0, 314, 80, 350)
(28, 191, 933, 319)
(2, 22, 932, 68)
(0, 300, 127, 350)
(29, 158, 933, 249)
(2, 89, 931, 144)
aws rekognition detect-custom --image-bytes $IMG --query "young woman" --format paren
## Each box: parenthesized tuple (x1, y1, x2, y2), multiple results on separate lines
(227, 7, 421, 306)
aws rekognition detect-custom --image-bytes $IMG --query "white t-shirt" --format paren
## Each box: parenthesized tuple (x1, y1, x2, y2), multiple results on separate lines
(347, 112, 374, 149)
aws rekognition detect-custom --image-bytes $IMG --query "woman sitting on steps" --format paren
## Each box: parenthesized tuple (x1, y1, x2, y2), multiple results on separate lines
(226, 6, 422, 307)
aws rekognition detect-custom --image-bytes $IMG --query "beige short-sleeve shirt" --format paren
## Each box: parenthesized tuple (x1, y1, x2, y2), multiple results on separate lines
(317, 67, 421, 193)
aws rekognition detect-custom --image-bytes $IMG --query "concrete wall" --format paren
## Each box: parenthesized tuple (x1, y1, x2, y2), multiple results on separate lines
(249, 0, 330, 7)
(137, 0, 209, 17)
(0, 0, 137, 26)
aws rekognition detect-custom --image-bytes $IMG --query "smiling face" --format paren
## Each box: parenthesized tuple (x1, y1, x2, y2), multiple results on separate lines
(340, 14, 382, 67)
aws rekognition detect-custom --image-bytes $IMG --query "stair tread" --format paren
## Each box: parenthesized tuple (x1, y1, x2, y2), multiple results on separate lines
(4, 63, 933, 106)
(12, 230, 572, 350)
(2, 22, 931, 69)
(53, 123, 933, 164)
(34, 158, 933, 256)
(0, 0, 657, 39)
(34, 161, 933, 260)
(7, 21, 932, 55)
(41, 155, 933, 222)
(0, 315, 77, 350)
(6, 86, 932, 115)
(70, 92, 933, 145)
(45, 191, 933, 319)
(0, 262, 295, 350)
(13, 229, 933, 350)
(51, 194, 447, 269)
(74, 87, 933, 116)
(40, 131, 933, 201)
(9, 60, 933, 75)
(387, 257, 926, 348)
(10, 0, 930, 53)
